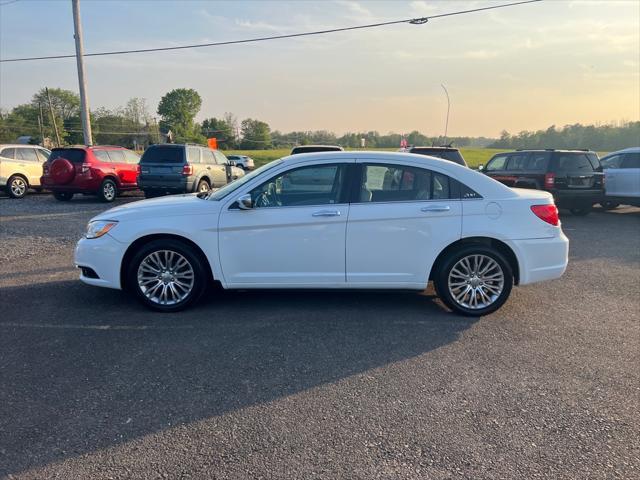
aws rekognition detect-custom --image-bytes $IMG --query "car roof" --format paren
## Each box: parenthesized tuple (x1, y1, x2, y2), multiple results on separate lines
(0, 144, 48, 148)
(602, 147, 640, 155)
(510, 149, 595, 153)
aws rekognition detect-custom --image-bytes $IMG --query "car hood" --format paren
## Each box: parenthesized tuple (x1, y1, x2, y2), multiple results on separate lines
(93, 193, 221, 221)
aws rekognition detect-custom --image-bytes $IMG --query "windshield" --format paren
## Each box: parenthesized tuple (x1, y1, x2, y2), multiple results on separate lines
(206, 159, 283, 200)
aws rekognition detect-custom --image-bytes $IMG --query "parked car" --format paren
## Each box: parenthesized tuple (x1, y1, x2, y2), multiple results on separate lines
(599, 147, 640, 209)
(479, 149, 603, 215)
(137, 144, 244, 198)
(0, 144, 50, 198)
(41, 146, 140, 202)
(406, 146, 468, 167)
(75, 151, 568, 316)
(290, 145, 344, 155)
(226, 155, 255, 171)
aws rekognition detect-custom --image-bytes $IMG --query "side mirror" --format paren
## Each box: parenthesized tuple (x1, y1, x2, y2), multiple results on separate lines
(227, 160, 236, 167)
(237, 194, 253, 210)
(477, 164, 484, 171)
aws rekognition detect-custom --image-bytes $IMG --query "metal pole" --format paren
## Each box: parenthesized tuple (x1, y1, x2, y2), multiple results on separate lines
(441, 84, 450, 144)
(38, 103, 45, 145)
(46, 87, 62, 147)
(72, 0, 93, 145)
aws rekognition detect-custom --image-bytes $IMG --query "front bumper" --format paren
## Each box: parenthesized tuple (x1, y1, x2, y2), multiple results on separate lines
(74, 234, 127, 290)
(509, 232, 569, 285)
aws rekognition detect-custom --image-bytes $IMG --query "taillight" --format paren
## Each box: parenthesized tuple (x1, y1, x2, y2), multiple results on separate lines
(43, 163, 49, 175)
(531, 204, 559, 226)
(182, 164, 194, 176)
(80, 162, 90, 174)
(544, 172, 555, 189)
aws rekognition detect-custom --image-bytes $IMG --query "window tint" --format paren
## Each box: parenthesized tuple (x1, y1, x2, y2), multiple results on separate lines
(1, 148, 16, 159)
(553, 154, 594, 172)
(140, 146, 184, 164)
(622, 153, 640, 169)
(123, 150, 140, 164)
(187, 147, 200, 164)
(213, 151, 228, 165)
(528, 152, 550, 171)
(18, 148, 39, 162)
(48, 149, 86, 163)
(601, 154, 623, 169)
(93, 150, 111, 163)
(458, 182, 483, 199)
(359, 164, 450, 203)
(108, 150, 125, 163)
(587, 153, 600, 170)
(249, 164, 346, 208)
(486, 154, 507, 171)
(36, 149, 50, 162)
(505, 153, 529, 171)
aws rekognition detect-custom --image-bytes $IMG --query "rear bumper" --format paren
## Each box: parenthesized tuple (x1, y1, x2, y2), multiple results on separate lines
(75, 234, 126, 290)
(40, 175, 103, 193)
(509, 233, 569, 285)
(137, 175, 194, 193)
(550, 189, 604, 206)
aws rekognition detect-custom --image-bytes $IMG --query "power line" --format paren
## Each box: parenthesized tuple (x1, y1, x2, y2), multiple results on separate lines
(0, 0, 541, 63)
(0, 0, 21, 7)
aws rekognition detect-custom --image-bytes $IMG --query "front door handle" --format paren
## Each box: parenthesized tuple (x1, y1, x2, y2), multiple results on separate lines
(312, 210, 341, 217)
(421, 205, 450, 212)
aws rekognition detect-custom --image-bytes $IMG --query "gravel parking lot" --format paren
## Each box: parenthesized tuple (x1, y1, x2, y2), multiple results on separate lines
(1, 192, 639, 479)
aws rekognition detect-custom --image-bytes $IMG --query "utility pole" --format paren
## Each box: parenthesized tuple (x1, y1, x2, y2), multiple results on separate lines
(441, 84, 450, 144)
(38, 103, 45, 145)
(45, 87, 62, 147)
(72, 0, 93, 145)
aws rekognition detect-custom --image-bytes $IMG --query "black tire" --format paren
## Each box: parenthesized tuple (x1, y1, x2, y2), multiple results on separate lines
(196, 179, 210, 193)
(53, 191, 74, 201)
(570, 206, 591, 216)
(98, 178, 117, 202)
(127, 239, 208, 312)
(434, 244, 513, 317)
(600, 201, 620, 210)
(7, 175, 28, 199)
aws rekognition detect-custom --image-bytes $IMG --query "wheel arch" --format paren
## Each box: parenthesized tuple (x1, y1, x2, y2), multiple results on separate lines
(120, 233, 216, 290)
(429, 236, 520, 285)
(101, 174, 121, 188)
(8, 172, 29, 186)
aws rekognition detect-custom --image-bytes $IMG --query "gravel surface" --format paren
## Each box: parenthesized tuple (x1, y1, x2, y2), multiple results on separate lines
(1, 194, 639, 479)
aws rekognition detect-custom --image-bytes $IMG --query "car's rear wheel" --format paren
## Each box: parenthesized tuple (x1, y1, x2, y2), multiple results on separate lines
(7, 175, 28, 198)
(128, 239, 207, 312)
(600, 201, 620, 210)
(99, 178, 117, 202)
(569, 206, 591, 216)
(53, 191, 74, 201)
(196, 179, 210, 193)
(435, 245, 513, 316)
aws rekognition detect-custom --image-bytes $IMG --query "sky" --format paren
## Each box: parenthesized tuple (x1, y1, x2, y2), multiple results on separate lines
(0, 0, 639, 138)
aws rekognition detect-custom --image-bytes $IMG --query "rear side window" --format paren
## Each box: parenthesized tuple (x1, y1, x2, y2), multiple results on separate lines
(108, 150, 125, 163)
(123, 150, 140, 164)
(553, 154, 594, 173)
(17, 148, 39, 162)
(93, 150, 111, 163)
(187, 147, 201, 164)
(505, 153, 529, 171)
(36, 149, 50, 162)
(49, 149, 86, 163)
(486, 154, 507, 171)
(586, 153, 600, 170)
(140, 146, 184, 164)
(622, 153, 640, 168)
(359, 164, 452, 202)
(1, 148, 16, 159)
(201, 149, 215, 164)
(213, 151, 228, 165)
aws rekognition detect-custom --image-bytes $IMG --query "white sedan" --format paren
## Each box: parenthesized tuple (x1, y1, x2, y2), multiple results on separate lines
(75, 152, 569, 316)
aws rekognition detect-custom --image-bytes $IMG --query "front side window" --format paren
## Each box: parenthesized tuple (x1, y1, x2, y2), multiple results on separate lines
(601, 154, 622, 169)
(249, 164, 346, 208)
(213, 151, 228, 165)
(486, 154, 507, 171)
(358, 164, 450, 203)
(93, 150, 111, 163)
(622, 153, 640, 169)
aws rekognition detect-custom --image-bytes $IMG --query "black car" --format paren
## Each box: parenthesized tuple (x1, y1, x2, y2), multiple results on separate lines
(406, 146, 467, 167)
(290, 145, 344, 155)
(480, 149, 604, 215)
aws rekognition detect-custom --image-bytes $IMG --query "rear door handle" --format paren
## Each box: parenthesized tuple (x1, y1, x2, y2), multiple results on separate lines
(312, 210, 341, 217)
(421, 205, 450, 212)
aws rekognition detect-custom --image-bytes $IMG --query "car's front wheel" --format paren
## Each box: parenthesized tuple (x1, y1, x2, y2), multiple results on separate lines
(434, 245, 513, 316)
(99, 178, 117, 202)
(7, 175, 28, 198)
(128, 239, 207, 312)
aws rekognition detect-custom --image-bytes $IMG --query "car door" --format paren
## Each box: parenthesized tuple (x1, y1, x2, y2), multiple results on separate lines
(0, 147, 18, 184)
(121, 149, 141, 187)
(16, 147, 43, 186)
(201, 149, 224, 187)
(618, 153, 640, 197)
(213, 150, 230, 185)
(218, 161, 352, 286)
(346, 161, 462, 287)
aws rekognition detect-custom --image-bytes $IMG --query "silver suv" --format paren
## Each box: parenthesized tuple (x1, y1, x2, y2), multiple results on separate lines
(138, 144, 244, 198)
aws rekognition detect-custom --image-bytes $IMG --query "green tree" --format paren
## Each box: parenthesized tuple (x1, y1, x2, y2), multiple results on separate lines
(201, 117, 236, 149)
(240, 118, 271, 149)
(157, 88, 204, 143)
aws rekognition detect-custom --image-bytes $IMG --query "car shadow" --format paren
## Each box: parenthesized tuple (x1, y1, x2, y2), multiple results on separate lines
(0, 280, 475, 476)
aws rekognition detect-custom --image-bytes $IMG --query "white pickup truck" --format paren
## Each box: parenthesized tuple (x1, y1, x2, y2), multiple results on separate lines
(600, 147, 640, 209)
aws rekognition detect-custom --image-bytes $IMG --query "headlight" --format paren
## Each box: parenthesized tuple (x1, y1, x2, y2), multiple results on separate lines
(86, 220, 118, 239)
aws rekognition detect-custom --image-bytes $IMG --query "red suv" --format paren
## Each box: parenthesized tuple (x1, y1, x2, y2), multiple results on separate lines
(41, 146, 140, 202)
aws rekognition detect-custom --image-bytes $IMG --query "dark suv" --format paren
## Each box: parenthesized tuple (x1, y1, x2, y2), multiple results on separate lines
(137, 144, 244, 198)
(481, 149, 603, 215)
(41, 145, 140, 202)
(406, 146, 467, 167)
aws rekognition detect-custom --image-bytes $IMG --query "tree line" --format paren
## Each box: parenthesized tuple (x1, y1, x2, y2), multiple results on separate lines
(0, 87, 637, 151)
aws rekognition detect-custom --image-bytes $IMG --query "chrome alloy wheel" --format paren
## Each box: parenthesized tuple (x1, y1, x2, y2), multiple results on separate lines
(198, 182, 209, 193)
(103, 182, 116, 201)
(137, 250, 195, 306)
(447, 254, 505, 310)
(10, 177, 27, 197)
